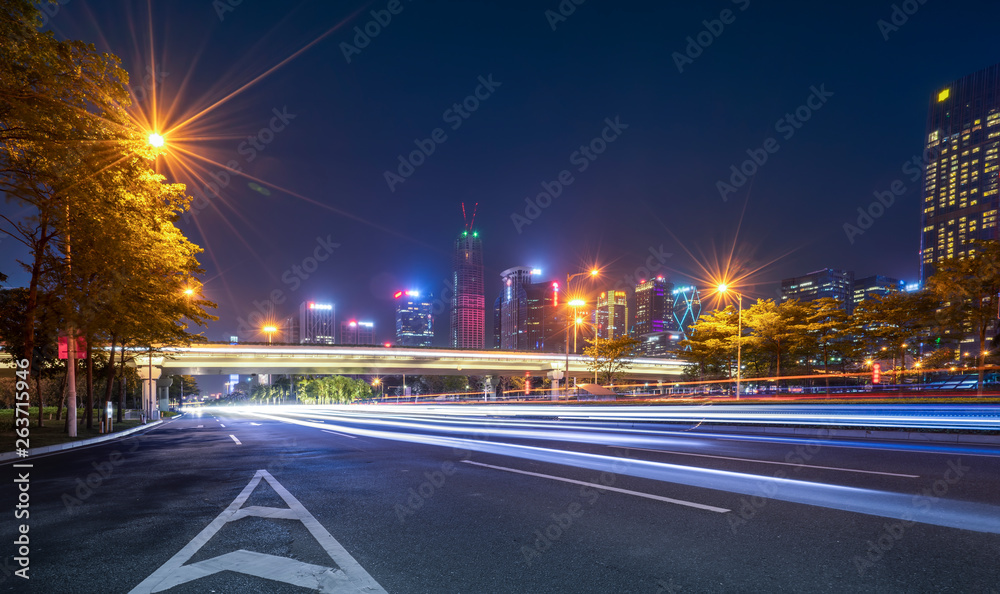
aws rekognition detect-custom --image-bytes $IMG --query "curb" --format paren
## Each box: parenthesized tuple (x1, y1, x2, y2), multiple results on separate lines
(617, 422, 1000, 445)
(0, 419, 166, 462)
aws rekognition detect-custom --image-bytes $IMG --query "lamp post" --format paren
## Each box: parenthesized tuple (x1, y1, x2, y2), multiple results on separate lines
(563, 269, 598, 396)
(263, 325, 277, 345)
(717, 284, 742, 399)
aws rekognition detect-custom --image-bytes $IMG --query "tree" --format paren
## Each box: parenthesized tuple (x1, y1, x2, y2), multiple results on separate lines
(850, 291, 937, 383)
(583, 335, 641, 385)
(679, 306, 738, 380)
(925, 240, 1000, 395)
(167, 375, 200, 403)
(802, 298, 850, 388)
(742, 299, 810, 378)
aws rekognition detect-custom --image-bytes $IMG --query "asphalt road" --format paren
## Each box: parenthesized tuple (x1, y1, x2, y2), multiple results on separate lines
(3, 405, 1000, 593)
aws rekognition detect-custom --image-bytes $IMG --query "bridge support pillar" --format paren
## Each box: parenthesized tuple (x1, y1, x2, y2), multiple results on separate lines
(135, 354, 165, 422)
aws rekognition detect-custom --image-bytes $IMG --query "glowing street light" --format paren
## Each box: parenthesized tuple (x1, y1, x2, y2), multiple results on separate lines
(262, 325, 277, 344)
(564, 268, 600, 395)
(183, 288, 195, 296)
(716, 283, 743, 399)
(148, 132, 165, 148)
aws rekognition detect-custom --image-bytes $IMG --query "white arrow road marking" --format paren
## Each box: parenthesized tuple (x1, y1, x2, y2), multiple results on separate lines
(129, 469, 386, 593)
(230, 435, 242, 445)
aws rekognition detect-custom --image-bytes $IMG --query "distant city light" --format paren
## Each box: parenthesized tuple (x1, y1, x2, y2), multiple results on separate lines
(349, 321, 357, 327)
(393, 291, 404, 299)
(359, 321, 374, 327)
(309, 303, 333, 310)
(405, 290, 420, 297)
(531, 268, 542, 275)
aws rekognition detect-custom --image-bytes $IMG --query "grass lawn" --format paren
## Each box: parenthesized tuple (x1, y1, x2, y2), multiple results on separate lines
(0, 407, 173, 451)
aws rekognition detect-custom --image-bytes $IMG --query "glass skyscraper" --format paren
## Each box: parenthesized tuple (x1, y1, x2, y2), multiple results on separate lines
(451, 229, 484, 349)
(920, 63, 1000, 281)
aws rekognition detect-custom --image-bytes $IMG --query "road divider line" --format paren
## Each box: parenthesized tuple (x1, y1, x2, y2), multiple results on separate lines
(196, 425, 204, 428)
(321, 429, 357, 439)
(230, 435, 242, 445)
(461, 460, 730, 513)
(623, 447, 919, 478)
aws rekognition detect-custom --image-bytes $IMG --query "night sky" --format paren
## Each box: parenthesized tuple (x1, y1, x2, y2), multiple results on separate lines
(5, 0, 1000, 347)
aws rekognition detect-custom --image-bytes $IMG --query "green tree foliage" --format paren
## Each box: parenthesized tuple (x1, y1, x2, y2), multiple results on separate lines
(583, 335, 641, 385)
(925, 240, 1000, 394)
(742, 299, 810, 377)
(679, 306, 737, 380)
(295, 376, 372, 405)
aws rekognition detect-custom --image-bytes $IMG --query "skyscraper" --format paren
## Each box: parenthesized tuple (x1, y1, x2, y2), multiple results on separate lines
(853, 275, 905, 307)
(498, 266, 534, 350)
(672, 286, 701, 344)
(920, 64, 1000, 281)
(299, 301, 335, 344)
(524, 280, 565, 352)
(595, 290, 628, 339)
(780, 269, 854, 311)
(451, 229, 484, 349)
(634, 276, 674, 335)
(340, 320, 374, 345)
(395, 290, 434, 347)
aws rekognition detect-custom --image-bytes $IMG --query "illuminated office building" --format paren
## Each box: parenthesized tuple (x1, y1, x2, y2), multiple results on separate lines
(921, 64, 1000, 281)
(853, 275, 905, 307)
(299, 301, 335, 344)
(395, 290, 434, 347)
(595, 290, 628, 339)
(671, 286, 701, 344)
(780, 269, 854, 311)
(634, 276, 674, 335)
(451, 229, 484, 349)
(498, 266, 534, 350)
(340, 320, 374, 345)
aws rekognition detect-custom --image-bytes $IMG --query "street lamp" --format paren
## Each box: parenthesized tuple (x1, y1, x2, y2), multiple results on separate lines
(563, 268, 599, 396)
(263, 325, 277, 344)
(717, 284, 743, 399)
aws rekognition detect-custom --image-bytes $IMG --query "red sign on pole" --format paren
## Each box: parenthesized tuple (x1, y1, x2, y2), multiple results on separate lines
(57, 335, 87, 359)
(872, 363, 881, 384)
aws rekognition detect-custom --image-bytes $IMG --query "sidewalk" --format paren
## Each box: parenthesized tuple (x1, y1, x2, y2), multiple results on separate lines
(0, 419, 168, 463)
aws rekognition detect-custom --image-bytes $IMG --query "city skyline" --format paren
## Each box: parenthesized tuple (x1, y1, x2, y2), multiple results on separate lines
(2, 2, 1000, 347)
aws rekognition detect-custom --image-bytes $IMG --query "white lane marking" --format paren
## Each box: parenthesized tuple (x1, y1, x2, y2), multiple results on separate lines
(321, 429, 357, 439)
(230, 435, 242, 445)
(219, 424, 226, 428)
(462, 460, 730, 513)
(624, 447, 920, 478)
(128, 470, 386, 593)
(196, 425, 204, 428)
(250, 422, 262, 426)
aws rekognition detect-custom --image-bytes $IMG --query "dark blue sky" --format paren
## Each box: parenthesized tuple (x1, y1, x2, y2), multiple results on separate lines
(6, 0, 1000, 345)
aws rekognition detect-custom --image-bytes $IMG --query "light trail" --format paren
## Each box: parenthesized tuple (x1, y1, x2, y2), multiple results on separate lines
(245, 408, 1000, 535)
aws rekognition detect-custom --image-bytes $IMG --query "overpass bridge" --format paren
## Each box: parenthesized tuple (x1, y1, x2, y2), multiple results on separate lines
(154, 343, 687, 379)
